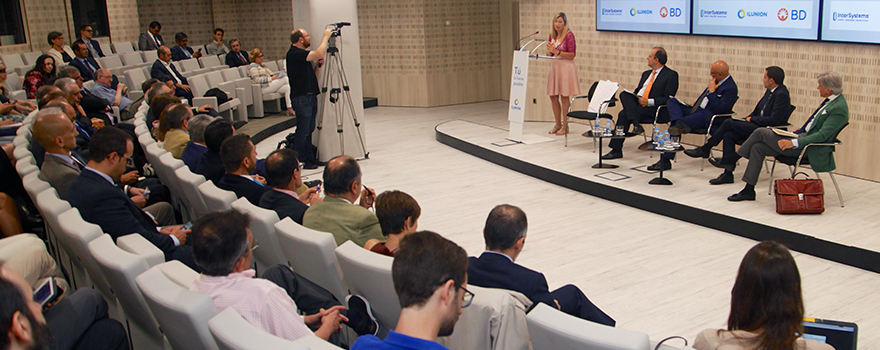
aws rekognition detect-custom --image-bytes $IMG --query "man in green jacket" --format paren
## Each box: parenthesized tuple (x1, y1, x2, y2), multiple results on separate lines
(727, 71, 848, 201)
(303, 155, 385, 246)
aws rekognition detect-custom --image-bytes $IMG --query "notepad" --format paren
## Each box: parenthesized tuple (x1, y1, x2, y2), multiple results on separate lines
(771, 127, 798, 138)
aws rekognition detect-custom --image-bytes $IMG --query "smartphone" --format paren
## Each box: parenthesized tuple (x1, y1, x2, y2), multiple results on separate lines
(33, 277, 59, 308)
(182, 221, 193, 230)
(143, 187, 151, 198)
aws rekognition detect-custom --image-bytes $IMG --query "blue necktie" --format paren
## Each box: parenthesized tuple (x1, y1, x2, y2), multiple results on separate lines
(796, 98, 829, 134)
(75, 122, 91, 140)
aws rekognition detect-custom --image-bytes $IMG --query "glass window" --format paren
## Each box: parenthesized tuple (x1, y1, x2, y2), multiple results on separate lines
(0, 0, 27, 45)
(70, 0, 111, 38)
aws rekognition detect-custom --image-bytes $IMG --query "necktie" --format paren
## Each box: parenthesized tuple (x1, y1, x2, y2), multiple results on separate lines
(87, 42, 99, 58)
(154, 35, 161, 48)
(641, 71, 657, 98)
(82, 59, 97, 74)
(250, 177, 265, 187)
(75, 122, 91, 140)
(690, 89, 710, 115)
(797, 98, 829, 133)
(239, 53, 247, 64)
(758, 90, 772, 115)
(70, 153, 86, 170)
(184, 48, 192, 59)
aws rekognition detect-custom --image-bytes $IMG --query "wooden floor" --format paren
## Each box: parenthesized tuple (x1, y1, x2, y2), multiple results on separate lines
(254, 101, 880, 349)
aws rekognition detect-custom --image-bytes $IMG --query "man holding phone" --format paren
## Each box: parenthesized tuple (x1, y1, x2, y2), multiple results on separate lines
(171, 32, 202, 61)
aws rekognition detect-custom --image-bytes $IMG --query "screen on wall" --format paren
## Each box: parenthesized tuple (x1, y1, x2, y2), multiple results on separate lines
(596, 0, 692, 34)
(691, 0, 820, 40)
(821, 0, 880, 44)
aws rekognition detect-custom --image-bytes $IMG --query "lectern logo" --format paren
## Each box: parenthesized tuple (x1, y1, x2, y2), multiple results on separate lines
(778, 8, 789, 21)
(514, 99, 519, 106)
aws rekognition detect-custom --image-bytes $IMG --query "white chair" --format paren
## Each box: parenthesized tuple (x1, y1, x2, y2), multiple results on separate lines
(0, 54, 28, 76)
(141, 50, 158, 63)
(157, 153, 188, 217)
(189, 74, 242, 124)
(138, 132, 156, 149)
(208, 308, 308, 350)
(143, 144, 166, 174)
(13, 143, 33, 162)
(527, 303, 651, 350)
(220, 68, 268, 118)
(274, 218, 348, 302)
(121, 52, 146, 66)
(33, 189, 76, 286)
(175, 167, 209, 218)
(15, 156, 38, 178)
(437, 286, 532, 350)
(335, 241, 399, 331)
(178, 59, 210, 77)
(205, 71, 249, 121)
(263, 61, 279, 73)
(135, 124, 150, 137)
(89, 234, 166, 350)
(100, 42, 114, 57)
(126, 68, 149, 94)
(136, 262, 219, 350)
(198, 55, 225, 70)
(230, 198, 284, 272)
(198, 180, 236, 213)
(4, 72, 24, 91)
(22, 51, 43, 66)
(100, 55, 124, 69)
(21, 172, 50, 204)
(117, 234, 165, 268)
(113, 42, 135, 54)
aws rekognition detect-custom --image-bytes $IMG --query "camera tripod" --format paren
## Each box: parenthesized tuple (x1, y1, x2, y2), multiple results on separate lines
(315, 28, 369, 159)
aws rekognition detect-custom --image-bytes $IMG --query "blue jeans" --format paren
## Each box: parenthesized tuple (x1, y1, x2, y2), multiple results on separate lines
(291, 94, 318, 162)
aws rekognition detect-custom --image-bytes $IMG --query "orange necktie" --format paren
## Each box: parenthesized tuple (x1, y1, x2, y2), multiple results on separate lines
(642, 71, 657, 98)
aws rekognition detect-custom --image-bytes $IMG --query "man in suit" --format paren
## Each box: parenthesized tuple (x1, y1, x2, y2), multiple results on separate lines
(260, 149, 320, 224)
(33, 107, 85, 199)
(66, 127, 198, 270)
(651, 60, 739, 171)
(603, 47, 679, 160)
(216, 134, 269, 205)
(69, 42, 101, 82)
(161, 103, 191, 158)
(467, 204, 616, 326)
(74, 25, 104, 59)
(181, 114, 215, 171)
(196, 119, 234, 184)
(170, 32, 202, 61)
(685, 66, 792, 185)
(727, 71, 848, 201)
(225, 39, 250, 68)
(138, 21, 164, 51)
(151, 46, 194, 101)
(302, 155, 384, 247)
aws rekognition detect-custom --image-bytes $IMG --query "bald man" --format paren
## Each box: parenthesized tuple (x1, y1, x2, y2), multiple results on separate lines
(150, 46, 193, 101)
(34, 107, 86, 199)
(286, 28, 332, 169)
(92, 68, 133, 114)
(651, 60, 739, 171)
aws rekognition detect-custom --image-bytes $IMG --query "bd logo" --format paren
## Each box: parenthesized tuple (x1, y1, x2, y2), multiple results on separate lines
(777, 8, 789, 21)
(660, 7, 668, 17)
(630, 8, 636, 16)
(791, 9, 807, 20)
(738, 9, 746, 19)
(661, 7, 682, 18)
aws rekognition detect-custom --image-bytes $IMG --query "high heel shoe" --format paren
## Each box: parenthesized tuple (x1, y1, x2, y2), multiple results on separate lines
(549, 124, 562, 134)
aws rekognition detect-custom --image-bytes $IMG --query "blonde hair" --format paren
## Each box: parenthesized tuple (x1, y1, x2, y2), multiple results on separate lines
(248, 48, 262, 64)
(551, 13, 570, 42)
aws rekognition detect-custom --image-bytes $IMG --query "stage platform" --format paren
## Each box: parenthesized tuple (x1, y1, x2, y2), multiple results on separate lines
(436, 118, 880, 273)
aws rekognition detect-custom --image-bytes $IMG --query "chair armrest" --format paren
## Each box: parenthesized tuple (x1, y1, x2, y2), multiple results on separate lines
(129, 90, 144, 102)
(193, 97, 218, 110)
(568, 95, 591, 103)
(218, 81, 236, 98)
(11, 90, 26, 101)
(234, 87, 250, 105)
(117, 233, 165, 268)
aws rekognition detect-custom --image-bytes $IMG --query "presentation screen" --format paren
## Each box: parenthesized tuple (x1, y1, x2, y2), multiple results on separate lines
(821, 0, 880, 44)
(692, 0, 820, 40)
(596, 0, 691, 34)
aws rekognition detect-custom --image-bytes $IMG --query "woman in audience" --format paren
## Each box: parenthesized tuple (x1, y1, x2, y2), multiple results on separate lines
(364, 190, 420, 257)
(693, 241, 833, 350)
(151, 94, 182, 141)
(0, 63, 36, 123)
(46, 31, 75, 67)
(247, 48, 293, 115)
(22, 55, 57, 99)
(545, 12, 579, 135)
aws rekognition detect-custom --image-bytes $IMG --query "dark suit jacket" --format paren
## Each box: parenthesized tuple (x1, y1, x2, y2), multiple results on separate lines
(225, 51, 250, 68)
(67, 169, 178, 259)
(259, 189, 308, 224)
(636, 67, 679, 108)
(217, 173, 270, 205)
(69, 57, 101, 82)
(181, 142, 207, 172)
(75, 38, 104, 58)
(170, 45, 196, 61)
(150, 60, 188, 85)
(467, 252, 556, 310)
(195, 151, 225, 184)
(698, 76, 738, 116)
(748, 84, 791, 127)
(138, 32, 163, 51)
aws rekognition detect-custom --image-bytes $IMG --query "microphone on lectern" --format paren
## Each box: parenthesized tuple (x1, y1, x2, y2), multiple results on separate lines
(516, 31, 540, 49)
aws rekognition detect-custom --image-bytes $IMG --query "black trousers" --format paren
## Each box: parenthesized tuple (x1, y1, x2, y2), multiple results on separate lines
(609, 92, 660, 151)
(705, 118, 759, 161)
(46, 288, 130, 350)
(549, 284, 616, 327)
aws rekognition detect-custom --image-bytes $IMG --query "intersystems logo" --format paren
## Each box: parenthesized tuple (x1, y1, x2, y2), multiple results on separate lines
(832, 12, 868, 21)
(700, 9, 728, 18)
(601, 8, 623, 16)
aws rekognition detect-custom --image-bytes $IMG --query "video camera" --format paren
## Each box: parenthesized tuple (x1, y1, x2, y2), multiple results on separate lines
(327, 22, 351, 37)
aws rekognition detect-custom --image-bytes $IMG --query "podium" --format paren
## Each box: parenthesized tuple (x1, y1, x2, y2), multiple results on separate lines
(504, 40, 560, 144)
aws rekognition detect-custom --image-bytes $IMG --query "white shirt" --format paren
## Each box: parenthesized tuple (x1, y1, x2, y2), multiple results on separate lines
(162, 60, 182, 85)
(792, 94, 838, 148)
(148, 32, 161, 47)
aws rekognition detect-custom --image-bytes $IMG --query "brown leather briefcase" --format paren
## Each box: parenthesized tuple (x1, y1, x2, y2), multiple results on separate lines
(775, 172, 824, 214)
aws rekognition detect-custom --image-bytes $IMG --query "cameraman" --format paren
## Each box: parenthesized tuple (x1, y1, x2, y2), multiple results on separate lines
(286, 28, 332, 169)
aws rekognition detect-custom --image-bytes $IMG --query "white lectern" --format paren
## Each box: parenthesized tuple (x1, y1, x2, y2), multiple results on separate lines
(505, 40, 560, 144)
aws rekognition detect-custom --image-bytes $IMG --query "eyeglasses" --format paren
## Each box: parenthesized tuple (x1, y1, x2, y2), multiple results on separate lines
(455, 285, 474, 308)
(250, 238, 260, 252)
(0, 69, 6, 73)
(123, 155, 134, 168)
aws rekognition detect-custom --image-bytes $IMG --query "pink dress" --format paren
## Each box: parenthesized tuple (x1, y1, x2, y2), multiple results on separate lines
(546, 31, 580, 96)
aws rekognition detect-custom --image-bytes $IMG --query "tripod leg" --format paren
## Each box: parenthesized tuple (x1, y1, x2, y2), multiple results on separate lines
(336, 59, 369, 157)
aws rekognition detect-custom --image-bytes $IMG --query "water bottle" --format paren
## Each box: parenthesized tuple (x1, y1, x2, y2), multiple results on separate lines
(594, 120, 601, 137)
(652, 128, 660, 148)
(605, 120, 613, 136)
(662, 131, 671, 150)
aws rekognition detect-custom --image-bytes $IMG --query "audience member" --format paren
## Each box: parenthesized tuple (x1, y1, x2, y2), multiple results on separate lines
(467, 204, 615, 326)
(151, 46, 194, 101)
(225, 39, 249, 68)
(144, 82, 174, 130)
(138, 21, 164, 51)
(287, 28, 332, 168)
(33, 107, 86, 199)
(75, 24, 105, 58)
(693, 241, 833, 350)
(727, 71, 848, 202)
(161, 103, 192, 158)
(0, 63, 35, 119)
(303, 155, 383, 247)
(0, 234, 67, 292)
(171, 32, 202, 61)
(92, 69, 135, 119)
(206, 28, 229, 56)
(196, 119, 234, 184)
(248, 48, 292, 115)
(69, 42, 101, 82)
(44, 99, 93, 160)
(685, 66, 792, 185)
(22, 55, 56, 99)
(181, 114, 215, 171)
(150, 94, 182, 140)
(46, 31, 74, 66)
(217, 134, 268, 204)
(363, 190, 420, 257)
(189, 209, 366, 344)
(351, 230, 470, 350)
(0, 264, 129, 350)
(66, 127, 198, 270)
(260, 149, 320, 224)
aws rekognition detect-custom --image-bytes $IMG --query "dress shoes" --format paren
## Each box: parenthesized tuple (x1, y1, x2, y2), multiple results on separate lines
(601, 150, 623, 160)
(727, 191, 756, 201)
(684, 147, 706, 158)
(709, 172, 735, 185)
(667, 121, 691, 136)
(631, 123, 645, 135)
(647, 159, 672, 171)
(709, 156, 739, 169)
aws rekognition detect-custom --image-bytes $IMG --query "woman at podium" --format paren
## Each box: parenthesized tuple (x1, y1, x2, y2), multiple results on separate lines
(546, 12, 580, 135)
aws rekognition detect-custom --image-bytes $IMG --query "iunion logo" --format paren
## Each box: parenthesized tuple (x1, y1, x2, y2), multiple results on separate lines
(738, 9, 745, 19)
(514, 99, 519, 106)
(630, 8, 636, 16)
